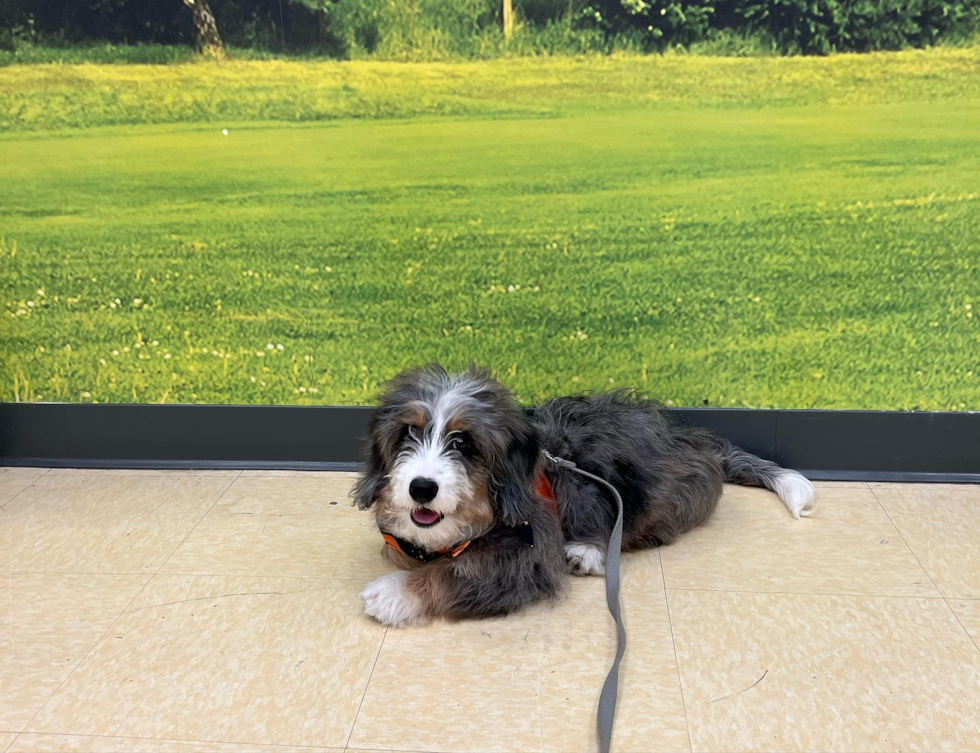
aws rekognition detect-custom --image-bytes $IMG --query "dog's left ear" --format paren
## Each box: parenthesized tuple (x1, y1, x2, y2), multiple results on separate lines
(490, 425, 541, 528)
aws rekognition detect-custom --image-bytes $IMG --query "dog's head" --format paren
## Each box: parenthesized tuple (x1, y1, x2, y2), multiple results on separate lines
(351, 364, 540, 551)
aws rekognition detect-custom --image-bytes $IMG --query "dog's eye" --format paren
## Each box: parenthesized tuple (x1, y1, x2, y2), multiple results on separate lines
(448, 433, 471, 453)
(405, 425, 422, 443)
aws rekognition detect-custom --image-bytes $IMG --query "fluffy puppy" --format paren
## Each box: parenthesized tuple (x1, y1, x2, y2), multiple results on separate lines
(352, 364, 814, 626)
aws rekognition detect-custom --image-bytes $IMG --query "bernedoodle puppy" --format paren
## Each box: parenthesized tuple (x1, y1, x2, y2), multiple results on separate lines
(352, 364, 814, 627)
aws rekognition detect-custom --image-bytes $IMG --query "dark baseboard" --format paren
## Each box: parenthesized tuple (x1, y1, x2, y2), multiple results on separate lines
(2, 402, 979, 482)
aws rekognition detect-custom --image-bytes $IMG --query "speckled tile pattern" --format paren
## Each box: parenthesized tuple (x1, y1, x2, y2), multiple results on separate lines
(0, 573, 149, 731)
(350, 551, 689, 753)
(0, 467, 47, 505)
(668, 590, 980, 753)
(0, 474, 235, 573)
(948, 599, 980, 648)
(159, 475, 388, 579)
(660, 485, 939, 597)
(28, 575, 385, 748)
(7, 734, 342, 752)
(3, 470, 978, 753)
(43, 469, 242, 477)
(871, 484, 980, 599)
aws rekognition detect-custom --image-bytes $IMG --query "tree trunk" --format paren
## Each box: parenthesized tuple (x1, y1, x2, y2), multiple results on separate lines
(502, 0, 514, 40)
(182, 0, 224, 59)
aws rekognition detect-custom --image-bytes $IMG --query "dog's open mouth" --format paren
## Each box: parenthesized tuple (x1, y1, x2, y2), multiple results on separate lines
(410, 507, 444, 528)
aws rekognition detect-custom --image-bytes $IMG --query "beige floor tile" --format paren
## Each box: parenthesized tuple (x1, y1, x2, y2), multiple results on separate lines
(947, 599, 980, 647)
(350, 550, 690, 753)
(28, 575, 384, 748)
(44, 469, 241, 478)
(160, 475, 388, 579)
(811, 481, 869, 490)
(0, 468, 47, 505)
(1, 733, 17, 753)
(1, 573, 149, 731)
(868, 482, 980, 495)
(8, 734, 341, 752)
(872, 485, 980, 599)
(239, 470, 361, 479)
(667, 589, 980, 753)
(660, 485, 938, 597)
(0, 475, 233, 574)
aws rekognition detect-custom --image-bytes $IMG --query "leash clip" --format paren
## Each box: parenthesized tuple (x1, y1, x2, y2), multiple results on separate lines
(543, 449, 577, 470)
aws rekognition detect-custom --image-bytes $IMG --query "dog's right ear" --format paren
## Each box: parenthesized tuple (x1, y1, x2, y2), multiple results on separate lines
(351, 438, 385, 509)
(351, 408, 391, 510)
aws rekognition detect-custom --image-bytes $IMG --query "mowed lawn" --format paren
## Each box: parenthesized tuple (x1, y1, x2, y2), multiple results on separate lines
(1, 51, 979, 408)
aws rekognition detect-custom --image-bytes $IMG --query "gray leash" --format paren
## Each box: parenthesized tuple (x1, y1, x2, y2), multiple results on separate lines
(544, 451, 626, 753)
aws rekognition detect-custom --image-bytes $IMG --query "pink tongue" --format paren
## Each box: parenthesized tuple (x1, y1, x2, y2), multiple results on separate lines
(412, 508, 441, 525)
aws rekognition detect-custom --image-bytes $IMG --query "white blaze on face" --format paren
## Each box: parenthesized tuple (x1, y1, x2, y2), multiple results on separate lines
(388, 382, 478, 514)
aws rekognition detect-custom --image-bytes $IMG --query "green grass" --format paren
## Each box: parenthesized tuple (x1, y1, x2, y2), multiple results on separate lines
(1, 50, 979, 409)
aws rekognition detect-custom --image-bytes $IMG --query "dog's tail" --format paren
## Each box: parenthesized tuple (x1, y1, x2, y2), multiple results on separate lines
(720, 440, 815, 519)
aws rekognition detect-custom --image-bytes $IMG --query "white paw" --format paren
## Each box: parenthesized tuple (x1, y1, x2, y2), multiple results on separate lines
(565, 543, 606, 576)
(773, 471, 816, 520)
(360, 571, 428, 627)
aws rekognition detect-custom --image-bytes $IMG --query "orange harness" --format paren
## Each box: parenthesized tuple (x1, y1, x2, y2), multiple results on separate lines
(381, 470, 558, 563)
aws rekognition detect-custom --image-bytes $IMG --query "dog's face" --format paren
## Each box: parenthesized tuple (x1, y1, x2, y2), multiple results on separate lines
(352, 365, 540, 551)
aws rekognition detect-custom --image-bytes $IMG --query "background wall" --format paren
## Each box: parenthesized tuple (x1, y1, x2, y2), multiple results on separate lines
(2, 1, 979, 409)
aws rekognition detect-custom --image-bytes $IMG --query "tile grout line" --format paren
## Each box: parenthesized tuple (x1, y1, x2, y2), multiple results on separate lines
(0, 468, 50, 511)
(150, 471, 243, 575)
(344, 625, 389, 750)
(3, 469, 50, 751)
(659, 547, 695, 753)
(868, 485, 980, 655)
(13, 472, 243, 740)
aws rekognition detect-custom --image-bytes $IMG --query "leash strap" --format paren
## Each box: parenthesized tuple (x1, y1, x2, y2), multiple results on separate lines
(544, 451, 626, 753)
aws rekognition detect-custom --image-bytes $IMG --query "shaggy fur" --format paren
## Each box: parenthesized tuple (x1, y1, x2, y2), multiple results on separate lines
(353, 364, 815, 627)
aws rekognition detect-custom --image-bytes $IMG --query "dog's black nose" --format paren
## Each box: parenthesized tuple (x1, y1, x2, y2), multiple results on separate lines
(409, 477, 439, 503)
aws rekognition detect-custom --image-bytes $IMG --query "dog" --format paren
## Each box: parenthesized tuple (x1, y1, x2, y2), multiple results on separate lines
(352, 364, 814, 627)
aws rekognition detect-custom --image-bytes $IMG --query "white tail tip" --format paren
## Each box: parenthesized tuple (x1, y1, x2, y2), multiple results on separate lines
(772, 471, 816, 520)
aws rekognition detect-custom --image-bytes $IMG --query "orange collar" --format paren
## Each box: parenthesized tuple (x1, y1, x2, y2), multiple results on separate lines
(381, 470, 558, 562)
(381, 532, 471, 563)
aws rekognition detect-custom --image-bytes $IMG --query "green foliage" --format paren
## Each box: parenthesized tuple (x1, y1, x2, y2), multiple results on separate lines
(1, 52, 979, 409)
(579, 0, 980, 54)
(583, 0, 716, 50)
(3, 0, 978, 59)
(727, 0, 980, 55)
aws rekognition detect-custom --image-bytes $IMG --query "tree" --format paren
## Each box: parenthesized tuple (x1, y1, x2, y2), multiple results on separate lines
(182, 0, 224, 58)
(502, 0, 514, 38)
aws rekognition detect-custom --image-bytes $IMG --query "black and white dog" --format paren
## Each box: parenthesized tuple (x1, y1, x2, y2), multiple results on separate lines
(353, 364, 814, 627)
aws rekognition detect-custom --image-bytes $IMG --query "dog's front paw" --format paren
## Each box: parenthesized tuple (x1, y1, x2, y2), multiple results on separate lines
(565, 543, 606, 576)
(360, 571, 428, 627)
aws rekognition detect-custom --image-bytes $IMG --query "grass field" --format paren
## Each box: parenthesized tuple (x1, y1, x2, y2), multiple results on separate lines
(2, 50, 979, 409)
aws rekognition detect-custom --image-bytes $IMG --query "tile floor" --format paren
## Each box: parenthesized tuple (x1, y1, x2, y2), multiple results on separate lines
(1, 467, 979, 753)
